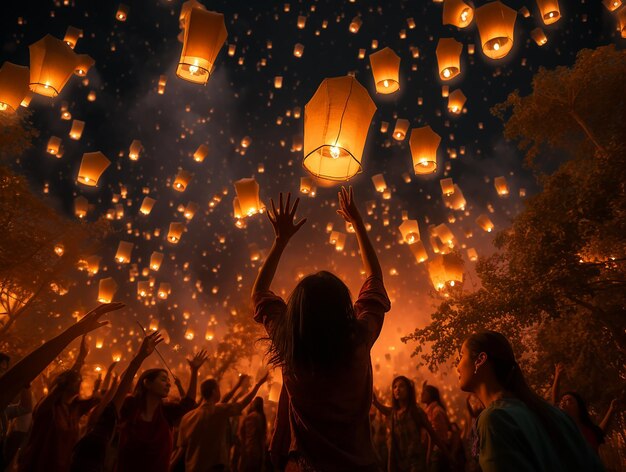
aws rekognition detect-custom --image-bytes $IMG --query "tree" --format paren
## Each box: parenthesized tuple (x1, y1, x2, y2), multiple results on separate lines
(403, 45, 626, 406)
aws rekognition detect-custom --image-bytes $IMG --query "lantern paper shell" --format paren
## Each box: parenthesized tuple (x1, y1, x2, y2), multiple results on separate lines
(168, 222, 185, 243)
(475, 1, 517, 60)
(47, 136, 62, 155)
(444, 184, 466, 210)
(29, 35, 78, 97)
(234, 178, 262, 216)
(476, 214, 495, 232)
(177, 9, 227, 85)
(77, 151, 110, 186)
(303, 76, 376, 181)
(98, 277, 118, 303)
(349, 17, 363, 33)
(184, 201, 199, 220)
(494, 176, 510, 196)
(447, 89, 466, 114)
(300, 177, 314, 195)
(536, 0, 560, 25)
(369, 47, 401, 94)
(371, 174, 387, 193)
(158, 75, 167, 94)
(602, 0, 622, 11)
(467, 248, 478, 261)
(293, 43, 304, 57)
(443, 0, 474, 27)
(410, 126, 441, 175)
(63, 26, 83, 49)
(434, 223, 456, 247)
(617, 7, 626, 37)
(157, 283, 171, 299)
(116, 4, 129, 21)
(173, 170, 192, 191)
(129, 139, 142, 160)
(530, 28, 548, 46)
(115, 241, 133, 263)
(399, 219, 420, 244)
(179, 0, 206, 28)
(74, 54, 95, 77)
(440, 178, 455, 196)
(410, 240, 428, 263)
(428, 253, 464, 290)
(69, 120, 85, 140)
(139, 196, 156, 215)
(74, 196, 88, 218)
(0, 62, 30, 112)
(393, 119, 410, 141)
(436, 38, 463, 80)
(150, 251, 164, 271)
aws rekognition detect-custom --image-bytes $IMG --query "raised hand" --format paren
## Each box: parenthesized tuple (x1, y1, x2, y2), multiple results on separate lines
(75, 302, 125, 335)
(555, 362, 565, 377)
(187, 350, 208, 371)
(336, 186, 362, 225)
(77, 335, 89, 359)
(267, 192, 307, 244)
(139, 330, 163, 358)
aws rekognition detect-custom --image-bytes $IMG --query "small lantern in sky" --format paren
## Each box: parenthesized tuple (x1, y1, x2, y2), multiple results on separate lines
(436, 38, 462, 80)
(371, 174, 387, 193)
(158, 75, 167, 94)
(69, 120, 85, 140)
(293, 43, 304, 57)
(349, 17, 363, 33)
(428, 253, 464, 290)
(440, 178, 455, 196)
(399, 219, 420, 244)
(139, 196, 156, 215)
(443, 0, 474, 28)
(494, 176, 510, 197)
(536, 0, 561, 25)
(476, 214, 495, 232)
(444, 184, 466, 210)
(168, 222, 185, 244)
(177, 9, 227, 84)
(115, 241, 133, 263)
(467, 248, 478, 262)
(393, 119, 409, 141)
(234, 177, 262, 216)
(47, 136, 62, 155)
(303, 76, 376, 181)
(369, 47, 400, 94)
(150, 251, 164, 271)
(602, 0, 622, 11)
(475, 1, 517, 60)
(98, 277, 118, 303)
(63, 26, 83, 49)
(447, 89, 466, 114)
(173, 169, 192, 191)
(129, 140, 142, 160)
(410, 240, 429, 263)
(410, 126, 441, 175)
(530, 28, 548, 46)
(74, 54, 95, 77)
(116, 4, 129, 21)
(193, 144, 208, 162)
(0, 62, 30, 113)
(74, 196, 88, 219)
(29, 35, 78, 97)
(78, 152, 110, 186)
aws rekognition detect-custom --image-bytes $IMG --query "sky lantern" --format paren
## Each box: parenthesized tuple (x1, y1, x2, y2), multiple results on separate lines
(440, 178, 455, 196)
(436, 38, 462, 81)
(371, 174, 387, 193)
(173, 169, 192, 191)
(74, 196, 88, 218)
(47, 136, 62, 155)
(74, 54, 94, 77)
(410, 126, 440, 175)
(274, 76, 283, 89)
(494, 176, 510, 197)
(443, 0, 474, 27)
(0, 62, 30, 113)
(115, 241, 133, 263)
(28, 35, 78, 97)
(330, 231, 347, 251)
(299, 177, 316, 196)
(393, 119, 409, 141)
(193, 143, 208, 162)
(428, 253, 464, 290)
(297, 15, 307, 29)
(530, 28, 548, 46)
(150, 251, 164, 271)
(447, 89, 466, 114)
(234, 177, 262, 216)
(293, 43, 304, 57)
(434, 223, 457, 248)
(137, 281, 150, 298)
(116, 4, 129, 21)
(409, 240, 428, 263)
(617, 7, 626, 37)
(69, 120, 85, 140)
(475, 1, 517, 60)
(369, 47, 400, 94)
(303, 76, 376, 182)
(78, 151, 110, 186)
(399, 219, 420, 244)
(128, 139, 142, 160)
(476, 214, 495, 232)
(158, 75, 167, 94)
(98, 277, 118, 303)
(603, 0, 622, 11)
(139, 196, 156, 215)
(63, 26, 83, 49)
(168, 222, 185, 244)
(177, 9, 227, 85)
(536, 0, 561, 25)
(467, 248, 478, 261)
(349, 17, 363, 33)
(184, 201, 199, 220)
(444, 184, 466, 210)
(157, 283, 171, 299)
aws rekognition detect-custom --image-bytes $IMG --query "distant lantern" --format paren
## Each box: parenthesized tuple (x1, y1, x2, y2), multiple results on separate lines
(467, 247, 478, 261)
(98, 277, 118, 303)
(530, 28, 548, 46)
(393, 118, 409, 141)
(157, 283, 171, 299)
(115, 241, 133, 263)
(303, 76, 376, 181)
(410, 126, 440, 175)
(447, 89, 466, 114)
(137, 281, 150, 298)
(167, 222, 185, 243)
(434, 223, 456, 248)
(0, 62, 30, 112)
(274, 76, 283, 88)
(78, 152, 110, 186)
(369, 47, 400, 94)
(84, 255, 101, 275)
(184, 201, 199, 220)
(519, 6, 531, 17)
(74, 54, 95, 77)
(116, 3, 129, 21)
(297, 15, 307, 29)
(603, 0, 622, 11)
(618, 8, 626, 38)
(475, 2, 517, 60)
(173, 169, 192, 191)
(331, 232, 347, 251)
(494, 176, 509, 196)
(444, 184, 466, 210)
(150, 251, 164, 271)
(443, 0, 474, 27)
(410, 240, 428, 263)
(399, 219, 420, 244)
(440, 178, 455, 196)
(139, 196, 156, 215)
(536, 0, 560, 25)
(293, 43, 304, 57)
(157, 75, 167, 94)
(74, 196, 88, 218)
(428, 253, 464, 290)
(476, 214, 495, 232)
(193, 143, 208, 162)
(129, 140, 142, 160)
(69, 120, 85, 140)
(300, 176, 315, 196)
(234, 177, 262, 216)
(63, 26, 83, 49)
(241, 136, 252, 148)
(349, 17, 363, 33)
(371, 174, 387, 193)
(177, 9, 227, 85)
(47, 136, 62, 155)
(436, 38, 462, 81)
(28, 35, 78, 97)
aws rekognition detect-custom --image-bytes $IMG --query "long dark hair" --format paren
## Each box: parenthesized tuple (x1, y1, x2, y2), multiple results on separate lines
(560, 391, 605, 444)
(423, 384, 446, 411)
(246, 396, 267, 440)
(133, 368, 168, 403)
(267, 271, 358, 373)
(391, 376, 417, 411)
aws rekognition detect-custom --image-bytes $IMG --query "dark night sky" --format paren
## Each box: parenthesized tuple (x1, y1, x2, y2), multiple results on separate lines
(0, 0, 621, 386)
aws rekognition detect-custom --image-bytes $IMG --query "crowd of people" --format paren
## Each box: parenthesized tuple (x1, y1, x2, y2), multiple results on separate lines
(0, 188, 619, 472)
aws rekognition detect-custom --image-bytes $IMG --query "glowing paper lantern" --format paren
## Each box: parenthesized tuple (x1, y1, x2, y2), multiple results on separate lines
(297, 16, 307, 29)
(436, 38, 462, 81)
(444, 184, 466, 210)
(369, 47, 400, 94)
(399, 219, 420, 244)
(234, 178, 262, 216)
(410, 126, 440, 175)
(157, 283, 171, 299)
(139, 196, 156, 215)
(74, 196, 88, 218)
(0, 62, 30, 113)
(530, 28, 548, 46)
(116, 4, 129, 21)
(443, 0, 474, 27)
(428, 253, 464, 290)
(440, 178, 455, 196)
(602, 0, 622, 11)
(74, 54, 94, 77)
(447, 89, 466, 114)
(137, 281, 150, 298)
(349, 17, 363, 33)
(78, 152, 110, 187)
(115, 241, 133, 263)
(494, 176, 509, 196)
(371, 174, 387, 193)
(274, 76, 283, 89)
(293, 43, 304, 57)
(434, 223, 456, 248)
(47, 136, 62, 155)
(536, 0, 560, 25)
(173, 170, 192, 191)
(467, 248, 478, 261)
(98, 277, 118, 303)
(129, 140, 142, 160)
(184, 201, 199, 220)
(475, 1, 517, 60)
(168, 222, 185, 244)
(410, 240, 428, 263)
(193, 144, 208, 162)
(303, 76, 376, 181)
(617, 8, 626, 37)
(63, 26, 83, 49)
(69, 120, 85, 140)
(179, 0, 206, 28)
(150, 251, 164, 271)
(330, 231, 347, 251)
(476, 214, 495, 232)
(158, 75, 167, 94)
(177, 9, 227, 85)
(393, 119, 409, 141)
(28, 35, 78, 97)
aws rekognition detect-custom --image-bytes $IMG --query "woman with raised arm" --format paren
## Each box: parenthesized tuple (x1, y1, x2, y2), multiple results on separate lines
(251, 187, 391, 472)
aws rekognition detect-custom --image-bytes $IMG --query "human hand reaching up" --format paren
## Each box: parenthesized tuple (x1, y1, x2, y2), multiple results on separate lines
(75, 302, 125, 335)
(336, 186, 363, 226)
(267, 192, 307, 245)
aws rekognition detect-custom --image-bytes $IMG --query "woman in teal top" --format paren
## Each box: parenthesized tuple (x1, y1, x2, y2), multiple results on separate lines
(456, 331, 604, 472)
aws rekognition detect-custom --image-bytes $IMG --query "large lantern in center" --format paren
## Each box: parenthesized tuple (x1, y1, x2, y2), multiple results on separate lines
(177, 8, 227, 84)
(77, 151, 110, 187)
(475, 1, 517, 60)
(369, 47, 400, 94)
(0, 62, 30, 113)
(28, 35, 78, 97)
(436, 38, 463, 81)
(303, 76, 376, 181)
(409, 126, 441, 175)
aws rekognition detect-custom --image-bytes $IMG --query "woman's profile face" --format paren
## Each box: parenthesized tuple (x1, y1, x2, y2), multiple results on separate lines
(393, 380, 409, 402)
(145, 371, 171, 398)
(457, 341, 475, 392)
(559, 394, 580, 418)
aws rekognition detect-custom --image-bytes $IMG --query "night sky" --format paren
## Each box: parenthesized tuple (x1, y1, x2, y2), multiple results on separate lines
(1, 0, 621, 394)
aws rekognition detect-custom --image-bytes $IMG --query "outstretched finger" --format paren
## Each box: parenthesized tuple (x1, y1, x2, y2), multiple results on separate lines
(294, 218, 307, 230)
(348, 186, 354, 203)
(285, 192, 291, 216)
(279, 193, 284, 215)
(290, 197, 300, 218)
(266, 208, 276, 225)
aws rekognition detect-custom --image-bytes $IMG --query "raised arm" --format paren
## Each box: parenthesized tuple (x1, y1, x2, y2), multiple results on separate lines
(599, 399, 618, 433)
(184, 350, 208, 401)
(221, 374, 247, 403)
(234, 373, 269, 412)
(70, 335, 89, 373)
(372, 392, 392, 417)
(551, 363, 564, 406)
(0, 302, 124, 411)
(337, 186, 382, 280)
(99, 361, 118, 396)
(251, 192, 307, 297)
